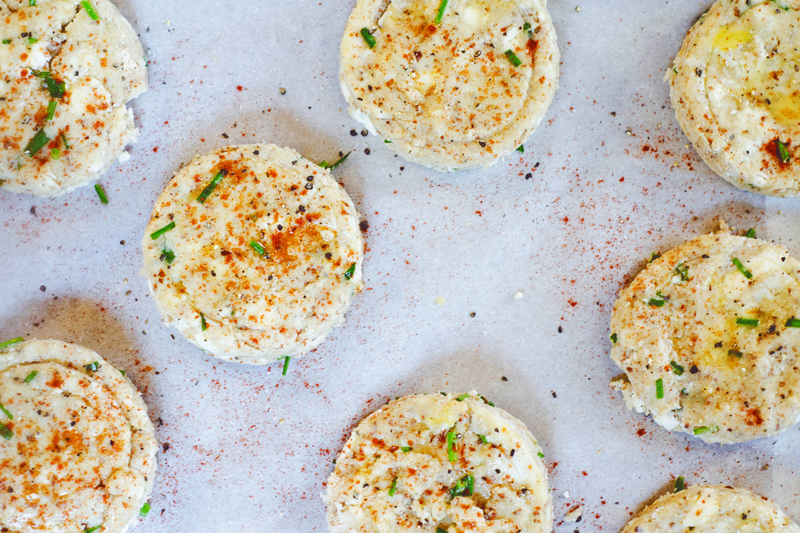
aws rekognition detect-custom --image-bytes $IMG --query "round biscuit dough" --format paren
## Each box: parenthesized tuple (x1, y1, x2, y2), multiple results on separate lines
(610, 229, 800, 443)
(0, 339, 158, 533)
(324, 392, 552, 533)
(622, 485, 800, 533)
(141, 144, 365, 366)
(339, 0, 559, 172)
(668, 0, 800, 196)
(0, 0, 147, 197)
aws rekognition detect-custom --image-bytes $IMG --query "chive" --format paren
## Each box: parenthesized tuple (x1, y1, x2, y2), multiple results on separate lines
(27, 37, 38, 45)
(200, 312, 207, 331)
(139, 502, 151, 517)
(400, 446, 412, 452)
(51, 148, 60, 160)
(479, 394, 494, 407)
(610, 332, 618, 344)
(523, 21, 534, 39)
(61, 132, 70, 150)
(537, 452, 545, 458)
(434, 0, 449, 24)
(24, 370, 38, 383)
(516, 145, 524, 153)
(477, 434, 487, 444)
(150, 221, 175, 240)
(92, 183, 108, 204)
(505, 49, 522, 67)
(1, 39, 9, 44)
(30, 0, 36, 4)
(249, 239, 267, 256)
(162, 248, 175, 263)
(670, 361, 684, 375)
(769, 0, 790, 11)
(46, 100, 56, 121)
(745, 228, 756, 239)
(732, 257, 752, 279)
(0, 402, 12, 420)
(675, 476, 685, 492)
(650, 251, 661, 262)
(776, 139, 791, 163)
(437, 529, 448, 533)
(85, 361, 101, 372)
(197, 170, 225, 203)
(455, 393, 470, 401)
(736, 317, 759, 327)
(320, 150, 351, 170)
(119, 369, 126, 376)
(648, 297, 665, 307)
(674, 263, 689, 282)
(360, 27, 376, 49)
(81, 0, 99, 20)
(384, 140, 392, 143)
(0, 337, 24, 350)
(388, 477, 398, 496)
(449, 474, 474, 498)
(728, 349, 743, 358)
(44, 76, 65, 99)
(656, 378, 664, 399)
(282, 355, 290, 376)
(23, 129, 50, 157)
(786, 317, 800, 328)
(84, 527, 101, 533)
(0, 423, 12, 440)
(693, 425, 718, 435)
(446, 429, 457, 463)
(344, 262, 356, 280)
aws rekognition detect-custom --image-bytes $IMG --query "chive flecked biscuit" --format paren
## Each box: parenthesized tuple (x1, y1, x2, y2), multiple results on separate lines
(668, 0, 800, 196)
(0, 338, 158, 532)
(610, 227, 800, 443)
(339, 0, 559, 171)
(142, 144, 365, 366)
(0, 0, 147, 197)
(622, 485, 800, 533)
(324, 392, 552, 533)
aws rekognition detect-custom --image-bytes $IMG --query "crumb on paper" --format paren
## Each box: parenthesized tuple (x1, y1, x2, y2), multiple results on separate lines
(435, 296, 446, 307)
(562, 490, 570, 499)
(565, 505, 583, 523)
(118, 152, 130, 163)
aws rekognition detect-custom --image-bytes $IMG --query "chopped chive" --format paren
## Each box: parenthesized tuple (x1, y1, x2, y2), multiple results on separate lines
(84, 527, 101, 533)
(656, 378, 664, 399)
(745, 228, 756, 239)
(538, 452, 545, 458)
(670, 361, 684, 375)
(94, 183, 108, 204)
(320, 150, 351, 170)
(455, 393, 470, 401)
(449, 474, 474, 498)
(197, 170, 225, 203)
(675, 476, 685, 492)
(119, 369, 126, 376)
(150, 221, 175, 240)
(44, 76, 65, 99)
(384, 139, 392, 143)
(24, 370, 38, 383)
(0, 402, 12, 420)
(728, 349, 743, 358)
(434, 0, 449, 24)
(139, 502, 151, 517)
(51, 147, 60, 160)
(477, 434, 488, 444)
(360, 27, 376, 49)
(769, 0, 790, 12)
(479, 394, 494, 407)
(46, 100, 56, 121)
(388, 477, 398, 496)
(693, 425, 718, 435)
(84, 361, 101, 372)
(23, 129, 50, 157)
(0, 337, 24, 350)
(786, 317, 800, 328)
(30, 0, 36, 4)
(446, 429, 457, 463)
(650, 251, 661, 262)
(26, 36, 38, 45)
(344, 262, 356, 280)
(0, 423, 12, 440)
(505, 49, 522, 67)
(1, 39, 10, 44)
(61, 132, 70, 150)
(732, 257, 752, 279)
(437, 529, 448, 533)
(249, 239, 267, 256)
(674, 263, 689, 282)
(516, 145, 524, 153)
(161, 248, 175, 263)
(523, 21, 534, 39)
(81, 0, 99, 20)
(736, 317, 759, 327)
(648, 297, 665, 307)
(776, 139, 791, 163)
(610, 332, 618, 344)
(282, 355, 290, 376)
(400, 446, 412, 452)
(200, 312, 207, 332)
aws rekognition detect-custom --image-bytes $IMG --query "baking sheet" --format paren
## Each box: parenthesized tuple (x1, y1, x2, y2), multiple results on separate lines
(2, 0, 800, 531)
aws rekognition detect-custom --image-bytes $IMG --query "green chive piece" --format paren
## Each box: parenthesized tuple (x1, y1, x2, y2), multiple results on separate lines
(139, 502, 151, 517)
(2, 39, 10, 44)
(449, 474, 474, 498)
(93, 183, 108, 204)
(344, 262, 357, 280)
(693, 425, 718, 435)
(384, 139, 392, 143)
(455, 393, 470, 401)
(745, 228, 756, 239)
(44, 76, 65, 99)
(24, 370, 38, 383)
(388, 477, 398, 496)
(51, 147, 60, 160)
(360, 27, 376, 49)
(150, 221, 175, 240)
(197, 170, 225, 203)
(670, 361, 685, 376)
(162, 248, 175, 263)
(732, 257, 752, 279)
(776, 139, 791, 163)
(81, 0, 99, 19)
(434, 0, 449, 24)
(477, 434, 488, 444)
(46, 100, 56, 121)
(30, 0, 36, 5)
(648, 297, 665, 307)
(610, 332, 618, 344)
(84, 527, 101, 533)
(479, 394, 494, 407)
(650, 251, 662, 262)
(0, 402, 13, 420)
(437, 529, 448, 533)
(505, 49, 522, 67)
(200, 312, 207, 332)
(27, 37, 38, 45)
(656, 378, 664, 399)
(23, 129, 50, 157)
(523, 21, 534, 39)
(516, 145, 524, 153)
(84, 361, 101, 372)
(675, 476, 686, 492)
(0, 423, 12, 440)
(785, 317, 800, 328)
(769, 0, 790, 12)
(446, 429, 457, 463)
(61, 132, 70, 150)
(0, 337, 24, 350)
(320, 151, 351, 170)
(119, 369, 126, 376)
(400, 446, 412, 452)
(537, 452, 545, 458)
(736, 317, 759, 327)
(249, 239, 267, 256)
(674, 263, 689, 282)
(282, 355, 290, 376)
(728, 349, 743, 358)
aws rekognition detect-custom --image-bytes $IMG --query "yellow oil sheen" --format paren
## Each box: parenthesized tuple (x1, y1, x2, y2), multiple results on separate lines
(712, 26, 752, 51)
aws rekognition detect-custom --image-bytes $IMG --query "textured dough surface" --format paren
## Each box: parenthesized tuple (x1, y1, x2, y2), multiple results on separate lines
(0, 0, 147, 197)
(324, 392, 552, 533)
(339, 0, 559, 171)
(0, 339, 158, 533)
(668, 0, 800, 196)
(142, 144, 365, 365)
(622, 485, 800, 533)
(610, 229, 800, 443)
